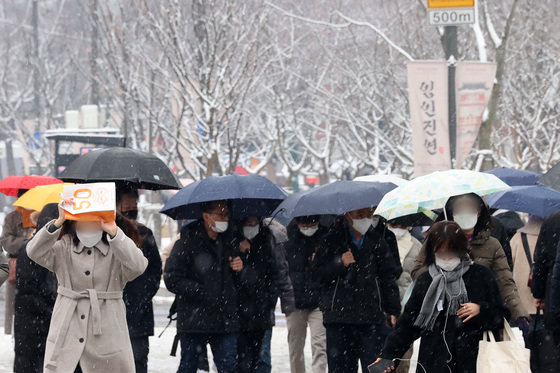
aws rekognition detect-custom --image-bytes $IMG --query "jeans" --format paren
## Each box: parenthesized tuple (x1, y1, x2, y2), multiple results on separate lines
(238, 330, 266, 373)
(256, 328, 272, 373)
(131, 336, 149, 373)
(177, 333, 238, 373)
(325, 323, 388, 373)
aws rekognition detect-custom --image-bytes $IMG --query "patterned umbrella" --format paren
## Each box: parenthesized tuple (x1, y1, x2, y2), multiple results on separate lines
(375, 169, 510, 220)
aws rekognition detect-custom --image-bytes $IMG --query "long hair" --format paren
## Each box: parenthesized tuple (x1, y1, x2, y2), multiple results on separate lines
(61, 213, 143, 248)
(422, 221, 470, 267)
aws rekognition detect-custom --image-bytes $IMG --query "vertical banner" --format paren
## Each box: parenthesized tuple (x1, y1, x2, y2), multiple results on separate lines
(407, 61, 451, 177)
(455, 61, 497, 167)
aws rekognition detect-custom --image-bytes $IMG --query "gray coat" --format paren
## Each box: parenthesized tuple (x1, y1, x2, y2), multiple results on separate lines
(27, 221, 148, 373)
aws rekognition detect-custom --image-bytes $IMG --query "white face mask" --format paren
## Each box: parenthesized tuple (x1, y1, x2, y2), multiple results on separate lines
(352, 218, 373, 235)
(389, 227, 408, 239)
(76, 229, 103, 248)
(299, 225, 319, 237)
(435, 257, 461, 272)
(211, 220, 229, 233)
(453, 212, 478, 230)
(243, 225, 259, 240)
(372, 216, 380, 228)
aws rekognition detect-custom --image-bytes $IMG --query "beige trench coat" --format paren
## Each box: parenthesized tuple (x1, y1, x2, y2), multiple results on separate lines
(27, 221, 148, 373)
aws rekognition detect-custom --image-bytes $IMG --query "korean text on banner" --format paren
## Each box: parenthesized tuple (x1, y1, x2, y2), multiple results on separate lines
(407, 61, 451, 177)
(63, 182, 116, 222)
(455, 61, 497, 167)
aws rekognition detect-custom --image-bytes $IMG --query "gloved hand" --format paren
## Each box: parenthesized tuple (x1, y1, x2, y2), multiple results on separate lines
(516, 316, 531, 338)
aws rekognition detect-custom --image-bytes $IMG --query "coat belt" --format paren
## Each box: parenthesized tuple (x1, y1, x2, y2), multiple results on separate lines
(46, 286, 122, 370)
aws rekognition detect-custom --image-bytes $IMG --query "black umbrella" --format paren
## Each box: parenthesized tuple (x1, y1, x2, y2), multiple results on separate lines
(540, 163, 560, 192)
(59, 147, 181, 190)
(388, 212, 435, 227)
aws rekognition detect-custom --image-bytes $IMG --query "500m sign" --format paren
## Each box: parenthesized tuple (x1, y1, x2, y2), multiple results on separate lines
(427, 0, 475, 26)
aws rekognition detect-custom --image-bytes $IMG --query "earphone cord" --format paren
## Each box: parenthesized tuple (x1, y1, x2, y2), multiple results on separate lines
(440, 260, 466, 373)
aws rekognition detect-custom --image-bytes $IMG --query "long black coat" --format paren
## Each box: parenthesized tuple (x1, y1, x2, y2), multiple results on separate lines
(164, 220, 240, 334)
(313, 219, 401, 325)
(14, 241, 57, 373)
(285, 223, 328, 310)
(123, 224, 162, 337)
(237, 225, 280, 331)
(532, 211, 560, 331)
(381, 263, 508, 373)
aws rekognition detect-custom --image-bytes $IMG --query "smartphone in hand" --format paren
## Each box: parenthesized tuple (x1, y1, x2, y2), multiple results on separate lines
(368, 359, 395, 373)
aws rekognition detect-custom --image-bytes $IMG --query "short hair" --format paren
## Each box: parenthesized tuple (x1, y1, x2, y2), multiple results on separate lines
(423, 221, 470, 266)
(294, 215, 320, 224)
(201, 200, 228, 214)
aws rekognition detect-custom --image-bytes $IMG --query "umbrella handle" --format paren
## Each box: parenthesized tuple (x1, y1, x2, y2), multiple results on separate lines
(266, 207, 286, 227)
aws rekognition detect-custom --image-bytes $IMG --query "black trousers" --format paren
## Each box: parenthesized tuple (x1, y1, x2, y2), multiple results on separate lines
(238, 330, 266, 373)
(326, 323, 389, 373)
(131, 336, 150, 373)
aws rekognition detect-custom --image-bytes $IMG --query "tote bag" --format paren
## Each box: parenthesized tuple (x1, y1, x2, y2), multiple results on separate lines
(477, 319, 531, 373)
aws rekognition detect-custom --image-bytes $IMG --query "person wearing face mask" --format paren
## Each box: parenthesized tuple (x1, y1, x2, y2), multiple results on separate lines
(386, 222, 422, 303)
(115, 187, 162, 373)
(234, 216, 283, 372)
(25, 196, 148, 373)
(372, 221, 508, 373)
(313, 208, 400, 373)
(164, 200, 244, 373)
(284, 215, 328, 373)
(411, 193, 529, 331)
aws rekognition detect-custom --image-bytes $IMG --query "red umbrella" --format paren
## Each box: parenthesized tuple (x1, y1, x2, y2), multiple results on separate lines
(234, 166, 249, 175)
(0, 175, 62, 197)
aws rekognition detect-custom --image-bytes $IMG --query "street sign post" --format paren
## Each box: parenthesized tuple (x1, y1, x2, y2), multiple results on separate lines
(428, 0, 475, 26)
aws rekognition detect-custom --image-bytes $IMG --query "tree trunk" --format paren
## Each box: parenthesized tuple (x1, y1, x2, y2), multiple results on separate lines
(478, 0, 520, 171)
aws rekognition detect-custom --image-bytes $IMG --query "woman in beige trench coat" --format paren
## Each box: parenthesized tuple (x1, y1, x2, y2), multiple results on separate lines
(27, 202, 148, 373)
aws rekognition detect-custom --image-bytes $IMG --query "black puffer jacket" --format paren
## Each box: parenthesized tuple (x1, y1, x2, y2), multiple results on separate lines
(285, 223, 328, 310)
(164, 220, 240, 334)
(374, 218, 404, 279)
(237, 225, 280, 331)
(313, 219, 401, 325)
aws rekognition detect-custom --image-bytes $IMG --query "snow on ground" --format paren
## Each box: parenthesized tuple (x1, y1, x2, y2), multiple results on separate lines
(0, 325, 311, 373)
(0, 287, 313, 373)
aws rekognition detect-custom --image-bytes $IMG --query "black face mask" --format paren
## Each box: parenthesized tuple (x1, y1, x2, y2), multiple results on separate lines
(121, 209, 138, 220)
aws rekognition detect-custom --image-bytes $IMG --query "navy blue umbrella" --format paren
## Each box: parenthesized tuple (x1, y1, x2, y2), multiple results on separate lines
(273, 180, 397, 220)
(485, 167, 542, 186)
(161, 174, 288, 219)
(485, 184, 560, 218)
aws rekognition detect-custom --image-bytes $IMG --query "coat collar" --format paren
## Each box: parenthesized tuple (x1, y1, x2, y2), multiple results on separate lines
(73, 239, 109, 256)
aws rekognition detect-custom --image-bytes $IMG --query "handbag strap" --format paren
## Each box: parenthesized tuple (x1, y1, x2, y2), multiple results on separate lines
(521, 232, 533, 268)
(483, 330, 496, 342)
(502, 317, 521, 343)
